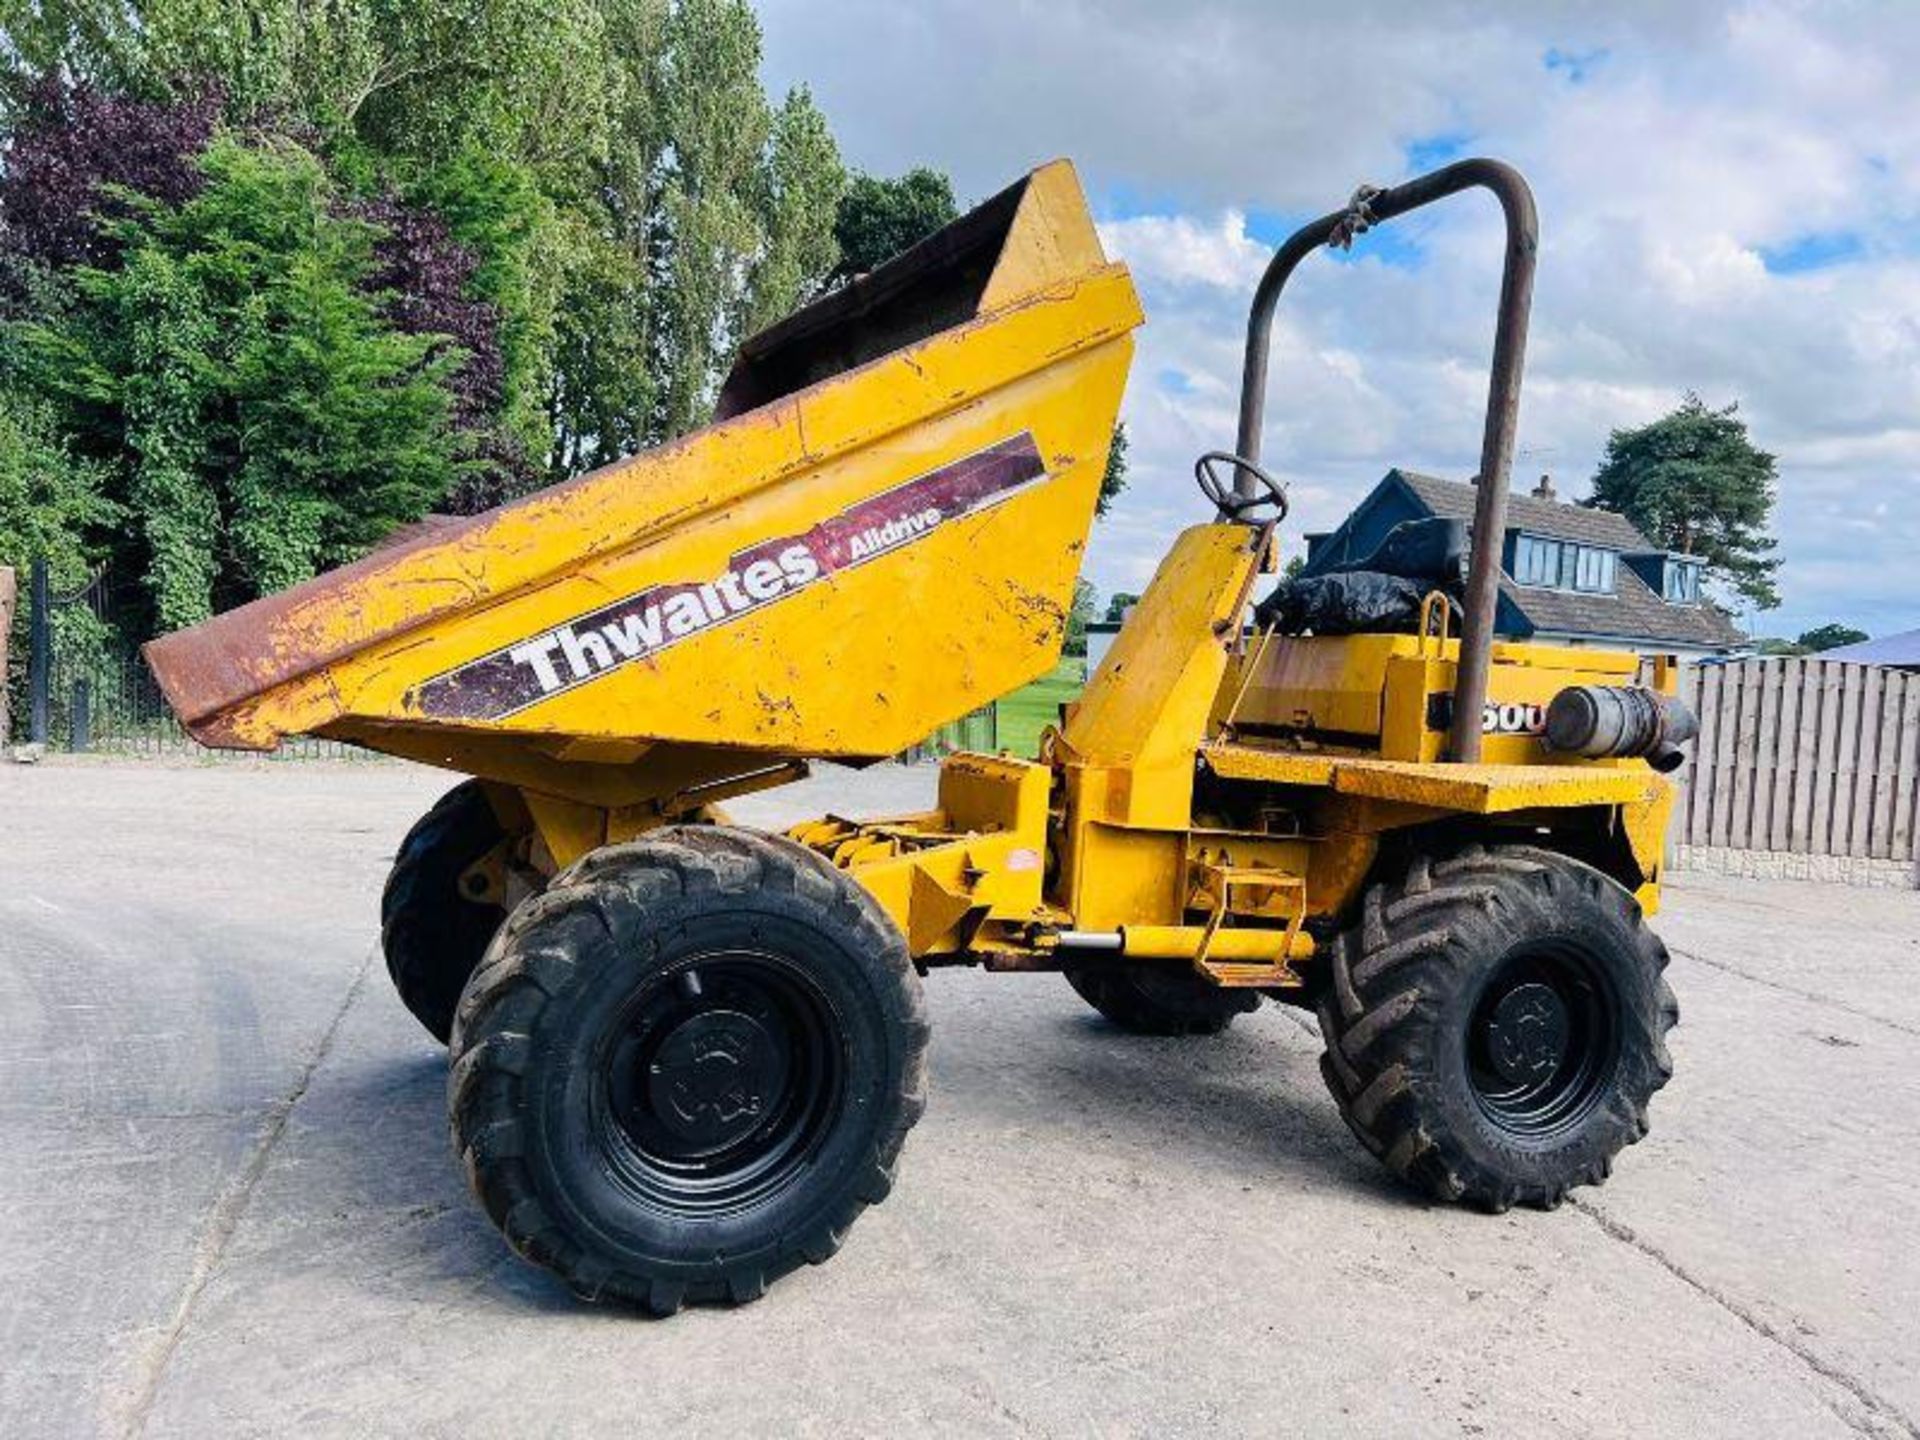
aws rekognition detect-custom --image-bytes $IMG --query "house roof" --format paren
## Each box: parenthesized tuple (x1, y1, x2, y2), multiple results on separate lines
(1501, 565, 1746, 649)
(1819, 628, 1920, 667)
(1389, 470, 1744, 650)
(1395, 470, 1651, 550)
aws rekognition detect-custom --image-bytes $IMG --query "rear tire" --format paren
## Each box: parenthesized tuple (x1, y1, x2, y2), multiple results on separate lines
(381, 781, 510, 1044)
(448, 826, 929, 1312)
(1064, 962, 1259, 1036)
(1316, 844, 1676, 1212)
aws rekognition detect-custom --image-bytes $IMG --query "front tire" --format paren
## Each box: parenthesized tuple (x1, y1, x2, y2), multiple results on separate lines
(448, 826, 929, 1313)
(1317, 844, 1676, 1212)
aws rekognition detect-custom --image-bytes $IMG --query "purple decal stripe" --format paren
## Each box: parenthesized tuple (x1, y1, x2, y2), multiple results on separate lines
(411, 433, 1048, 721)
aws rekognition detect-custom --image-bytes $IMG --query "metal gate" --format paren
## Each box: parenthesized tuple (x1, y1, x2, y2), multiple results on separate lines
(14, 557, 371, 759)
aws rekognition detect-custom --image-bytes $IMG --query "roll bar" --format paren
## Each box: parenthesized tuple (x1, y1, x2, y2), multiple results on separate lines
(1232, 158, 1538, 764)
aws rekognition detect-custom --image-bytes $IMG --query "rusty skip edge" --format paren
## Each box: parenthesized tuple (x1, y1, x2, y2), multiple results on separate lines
(144, 432, 1053, 751)
(138, 415, 822, 747)
(142, 283, 1139, 748)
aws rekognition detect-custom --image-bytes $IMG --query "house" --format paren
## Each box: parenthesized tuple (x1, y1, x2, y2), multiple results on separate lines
(1817, 628, 1920, 671)
(1302, 469, 1746, 657)
(1083, 618, 1123, 673)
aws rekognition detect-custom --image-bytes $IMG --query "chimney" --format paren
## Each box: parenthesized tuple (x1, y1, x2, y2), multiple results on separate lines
(1532, 473, 1556, 501)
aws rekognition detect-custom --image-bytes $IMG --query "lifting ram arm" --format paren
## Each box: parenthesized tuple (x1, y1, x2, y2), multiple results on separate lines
(1230, 158, 1539, 764)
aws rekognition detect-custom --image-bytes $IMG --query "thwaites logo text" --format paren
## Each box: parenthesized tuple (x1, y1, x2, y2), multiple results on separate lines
(1482, 700, 1548, 735)
(411, 433, 1049, 721)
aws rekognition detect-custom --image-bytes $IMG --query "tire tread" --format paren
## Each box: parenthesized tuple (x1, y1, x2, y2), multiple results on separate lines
(381, 782, 511, 1043)
(1317, 844, 1677, 1211)
(448, 826, 928, 1311)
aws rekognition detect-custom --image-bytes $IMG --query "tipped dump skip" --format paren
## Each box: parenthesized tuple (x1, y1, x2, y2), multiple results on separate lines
(144, 161, 1143, 788)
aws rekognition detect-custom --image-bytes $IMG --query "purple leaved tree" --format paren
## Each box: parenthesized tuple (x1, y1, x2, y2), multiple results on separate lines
(0, 77, 223, 270)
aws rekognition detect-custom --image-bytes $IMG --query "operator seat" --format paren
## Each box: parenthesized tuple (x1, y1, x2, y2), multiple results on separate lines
(1255, 517, 1466, 635)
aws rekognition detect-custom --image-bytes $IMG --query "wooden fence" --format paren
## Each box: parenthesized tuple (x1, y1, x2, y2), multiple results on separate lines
(1673, 658, 1919, 879)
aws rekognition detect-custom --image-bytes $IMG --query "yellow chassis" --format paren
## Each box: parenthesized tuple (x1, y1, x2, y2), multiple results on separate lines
(789, 523, 1677, 992)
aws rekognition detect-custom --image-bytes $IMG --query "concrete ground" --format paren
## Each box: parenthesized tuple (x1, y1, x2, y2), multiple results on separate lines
(3, 757, 1917, 1440)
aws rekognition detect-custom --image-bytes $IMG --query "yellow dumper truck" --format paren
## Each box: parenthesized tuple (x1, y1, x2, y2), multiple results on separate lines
(147, 158, 1692, 1313)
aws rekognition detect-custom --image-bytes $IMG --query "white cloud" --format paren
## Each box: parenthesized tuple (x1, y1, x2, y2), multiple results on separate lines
(1094, 211, 1265, 291)
(761, 0, 1920, 638)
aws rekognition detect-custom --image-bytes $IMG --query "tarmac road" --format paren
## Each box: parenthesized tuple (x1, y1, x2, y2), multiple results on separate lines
(3, 758, 1917, 1438)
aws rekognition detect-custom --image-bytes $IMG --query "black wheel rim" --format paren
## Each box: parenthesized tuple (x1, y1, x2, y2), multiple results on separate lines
(593, 949, 846, 1219)
(1466, 943, 1619, 1141)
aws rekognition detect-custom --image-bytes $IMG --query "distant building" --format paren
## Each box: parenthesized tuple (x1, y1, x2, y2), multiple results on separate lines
(1303, 469, 1746, 658)
(1084, 619, 1122, 673)
(1818, 629, 1920, 671)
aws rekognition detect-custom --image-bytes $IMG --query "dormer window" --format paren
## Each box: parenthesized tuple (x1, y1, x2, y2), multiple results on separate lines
(1513, 534, 1617, 593)
(1665, 558, 1704, 603)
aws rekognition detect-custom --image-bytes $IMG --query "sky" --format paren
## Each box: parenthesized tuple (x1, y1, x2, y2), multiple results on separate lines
(757, 0, 1920, 641)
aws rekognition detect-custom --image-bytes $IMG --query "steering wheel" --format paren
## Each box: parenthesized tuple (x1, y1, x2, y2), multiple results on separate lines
(1194, 451, 1289, 521)
(1195, 451, 1288, 517)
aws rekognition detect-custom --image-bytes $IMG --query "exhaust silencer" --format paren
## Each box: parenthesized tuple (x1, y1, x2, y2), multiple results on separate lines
(1545, 685, 1698, 773)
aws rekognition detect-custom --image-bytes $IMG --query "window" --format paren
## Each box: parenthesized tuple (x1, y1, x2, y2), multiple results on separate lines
(1515, 534, 1561, 586)
(1575, 546, 1616, 593)
(1511, 533, 1616, 593)
(1666, 560, 1703, 603)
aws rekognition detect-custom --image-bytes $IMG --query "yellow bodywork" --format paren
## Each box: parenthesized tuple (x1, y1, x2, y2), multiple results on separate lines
(147, 158, 1681, 992)
(801, 521, 1678, 981)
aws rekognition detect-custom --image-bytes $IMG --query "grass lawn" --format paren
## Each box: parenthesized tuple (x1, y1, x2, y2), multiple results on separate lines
(994, 656, 1086, 759)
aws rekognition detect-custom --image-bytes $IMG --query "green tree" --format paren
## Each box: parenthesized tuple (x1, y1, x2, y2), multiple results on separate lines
(738, 88, 841, 335)
(1797, 623, 1867, 653)
(538, 0, 844, 473)
(1064, 577, 1097, 657)
(0, 389, 121, 728)
(0, 392, 116, 580)
(831, 167, 956, 281)
(19, 136, 463, 627)
(28, 0, 620, 172)
(1587, 394, 1781, 610)
(2, 0, 847, 486)
(406, 143, 560, 474)
(543, 0, 665, 474)
(546, 223, 655, 475)
(641, 0, 843, 441)
(1104, 591, 1140, 622)
(1098, 419, 1128, 517)
(0, 1, 143, 117)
